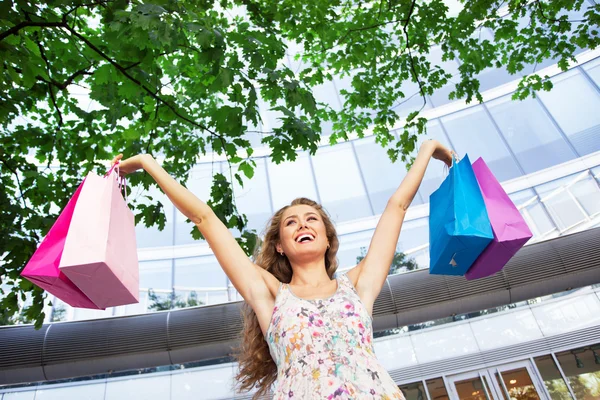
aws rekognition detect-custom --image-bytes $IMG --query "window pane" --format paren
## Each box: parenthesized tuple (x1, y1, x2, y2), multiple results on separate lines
(35, 383, 106, 400)
(171, 365, 235, 400)
(174, 256, 228, 289)
(555, 345, 600, 400)
(134, 185, 174, 248)
(105, 375, 171, 400)
(426, 377, 450, 400)
(534, 355, 574, 400)
(337, 230, 374, 269)
(267, 152, 319, 211)
(536, 174, 590, 231)
(441, 105, 522, 182)
(232, 158, 273, 233)
(398, 381, 427, 400)
(569, 172, 600, 218)
(415, 120, 454, 201)
(509, 189, 555, 238)
(397, 217, 429, 270)
(582, 57, 600, 87)
(537, 69, 600, 156)
(175, 164, 216, 245)
(2, 392, 36, 400)
(139, 260, 172, 290)
(487, 95, 576, 173)
(311, 142, 372, 222)
(353, 136, 409, 214)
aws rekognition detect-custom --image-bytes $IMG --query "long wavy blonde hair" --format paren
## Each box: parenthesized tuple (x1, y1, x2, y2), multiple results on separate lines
(235, 198, 340, 398)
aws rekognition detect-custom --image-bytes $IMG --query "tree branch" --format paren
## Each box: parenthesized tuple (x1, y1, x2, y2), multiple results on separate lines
(534, 0, 584, 24)
(0, 21, 64, 42)
(62, 24, 222, 139)
(0, 157, 28, 209)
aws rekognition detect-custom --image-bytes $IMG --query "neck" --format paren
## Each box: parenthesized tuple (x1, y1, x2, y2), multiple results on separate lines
(289, 258, 331, 287)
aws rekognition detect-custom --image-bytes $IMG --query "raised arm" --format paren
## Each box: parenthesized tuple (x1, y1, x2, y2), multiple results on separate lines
(346, 140, 453, 314)
(114, 154, 278, 309)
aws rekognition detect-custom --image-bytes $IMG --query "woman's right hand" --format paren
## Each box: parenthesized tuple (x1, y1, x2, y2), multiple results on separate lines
(111, 154, 152, 177)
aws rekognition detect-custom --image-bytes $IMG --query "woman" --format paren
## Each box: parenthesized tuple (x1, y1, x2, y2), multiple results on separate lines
(113, 139, 453, 399)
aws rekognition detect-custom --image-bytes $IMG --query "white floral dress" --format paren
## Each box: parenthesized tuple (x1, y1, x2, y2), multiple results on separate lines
(265, 273, 405, 399)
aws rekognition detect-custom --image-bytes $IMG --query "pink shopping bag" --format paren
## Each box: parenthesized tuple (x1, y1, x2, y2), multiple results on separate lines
(21, 181, 103, 309)
(465, 158, 533, 280)
(59, 165, 139, 309)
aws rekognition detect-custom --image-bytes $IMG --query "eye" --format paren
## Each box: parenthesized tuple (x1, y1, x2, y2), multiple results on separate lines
(308, 216, 318, 221)
(286, 220, 296, 226)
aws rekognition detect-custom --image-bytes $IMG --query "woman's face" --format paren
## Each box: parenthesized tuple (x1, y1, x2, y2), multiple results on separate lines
(278, 204, 329, 262)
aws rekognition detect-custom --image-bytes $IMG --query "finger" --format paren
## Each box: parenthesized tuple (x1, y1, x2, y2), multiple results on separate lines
(111, 154, 123, 165)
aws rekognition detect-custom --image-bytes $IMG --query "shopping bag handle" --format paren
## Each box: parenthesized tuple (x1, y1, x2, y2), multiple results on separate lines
(105, 162, 128, 201)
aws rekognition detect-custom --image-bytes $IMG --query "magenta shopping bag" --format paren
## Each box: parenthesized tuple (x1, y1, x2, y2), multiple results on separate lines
(59, 165, 139, 309)
(465, 158, 533, 280)
(21, 181, 103, 309)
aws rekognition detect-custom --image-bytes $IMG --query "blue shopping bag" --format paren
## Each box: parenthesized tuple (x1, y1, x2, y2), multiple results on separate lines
(429, 154, 493, 276)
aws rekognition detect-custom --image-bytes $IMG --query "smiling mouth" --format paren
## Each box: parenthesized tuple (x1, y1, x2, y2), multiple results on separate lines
(295, 233, 315, 243)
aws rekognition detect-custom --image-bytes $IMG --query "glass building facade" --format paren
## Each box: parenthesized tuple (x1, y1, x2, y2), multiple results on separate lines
(3, 10, 600, 400)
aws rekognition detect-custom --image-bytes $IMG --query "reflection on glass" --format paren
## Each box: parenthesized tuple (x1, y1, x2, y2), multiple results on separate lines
(454, 376, 494, 400)
(441, 105, 522, 182)
(534, 355, 574, 400)
(426, 377, 450, 400)
(537, 69, 600, 156)
(487, 95, 576, 174)
(556, 345, 600, 400)
(353, 136, 410, 214)
(399, 381, 427, 400)
(267, 152, 319, 210)
(497, 368, 541, 400)
(536, 174, 591, 232)
(311, 142, 372, 222)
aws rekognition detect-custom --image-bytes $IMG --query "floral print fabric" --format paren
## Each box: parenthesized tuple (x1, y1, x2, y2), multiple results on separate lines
(265, 273, 405, 399)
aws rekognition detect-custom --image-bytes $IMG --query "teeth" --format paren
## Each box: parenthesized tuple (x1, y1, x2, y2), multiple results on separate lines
(296, 234, 314, 242)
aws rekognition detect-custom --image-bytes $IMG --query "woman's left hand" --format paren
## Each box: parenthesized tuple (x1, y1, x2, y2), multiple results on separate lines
(424, 140, 455, 167)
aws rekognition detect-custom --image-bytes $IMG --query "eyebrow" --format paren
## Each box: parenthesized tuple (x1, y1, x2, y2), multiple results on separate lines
(283, 212, 318, 222)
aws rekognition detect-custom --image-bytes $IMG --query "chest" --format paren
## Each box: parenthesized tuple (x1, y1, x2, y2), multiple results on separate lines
(268, 289, 374, 355)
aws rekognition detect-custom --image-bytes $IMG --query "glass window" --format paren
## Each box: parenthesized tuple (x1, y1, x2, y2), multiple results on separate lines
(134, 184, 174, 248)
(568, 171, 600, 218)
(105, 375, 171, 400)
(353, 136, 414, 214)
(441, 105, 523, 182)
(174, 256, 228, 289)
(139, 260, 172, 290)
(397, 217, 430, 270)
(536, 173, 591, 231)
(555, 345, 600, 400)
(509, 189, 556, 238)
(426, 377, 450, 400)
(175, 163, 217, 245)
(534, 355, 574, 400)
(337, 229, 374, 269)
(311, 142, 373, 222)
(35, 383, 106, 400)
(582, 57, 600, 88)
(537, 69, 600, 156)
(487, 95, 576, 173)
(2, 392, 36, 400)
(399, 381, 428, 400)
(171, 364, 235, 400)
(72, 307, 115, 322)
(267, 152, 319, 211)
(415, 120, 455, 201)
(232, 158, 273, 233)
